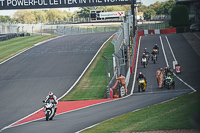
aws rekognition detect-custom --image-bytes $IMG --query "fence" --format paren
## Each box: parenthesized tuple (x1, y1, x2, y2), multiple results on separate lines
(137, 22, 166, 31)
(55, 26, 118, 35)
(0, 23, 119, 36)
(151, 15, 171, 21)
(0, 23, 19, 34)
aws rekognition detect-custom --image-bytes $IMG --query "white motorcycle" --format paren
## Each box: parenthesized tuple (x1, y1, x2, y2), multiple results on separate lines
(43, 100, 56, 121)
(141, 57, 147, 68)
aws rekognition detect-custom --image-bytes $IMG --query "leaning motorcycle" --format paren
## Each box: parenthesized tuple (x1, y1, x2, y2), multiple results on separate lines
(141, 57, 147, 68)
(43, 100, 56, 121)
(164, 76, 175, 89)
(138, 79, 146, 92)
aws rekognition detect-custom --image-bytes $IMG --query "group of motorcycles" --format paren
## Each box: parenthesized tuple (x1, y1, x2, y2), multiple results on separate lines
(141, 49, 158, 68)
(138, 48, 175, 92)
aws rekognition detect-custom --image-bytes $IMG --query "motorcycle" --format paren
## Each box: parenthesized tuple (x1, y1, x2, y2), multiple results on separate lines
(153, 49, 159, 55)
(152, 54, 157, 64)
(144, 52, 150, 61)
(138, 79, 146, 92)
(43, 100, 56, 121)
(164, 76, 175, 89)
(141, 57, 147, 68)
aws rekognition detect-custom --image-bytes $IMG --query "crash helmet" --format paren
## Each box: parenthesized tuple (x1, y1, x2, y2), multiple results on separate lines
(143, 53, 145, 56)
(167, 66, 170, 70)
(139, 72, 143, 77)
(144, 48, 147, 51)
(155, 44, 157, 46)
(165, 67, 168, 71)
(49, 92, 53, 97)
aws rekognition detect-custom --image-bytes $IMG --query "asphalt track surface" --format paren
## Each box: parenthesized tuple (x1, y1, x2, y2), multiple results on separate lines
(1, 32, 200, 133)
(0, 32, 115, 131)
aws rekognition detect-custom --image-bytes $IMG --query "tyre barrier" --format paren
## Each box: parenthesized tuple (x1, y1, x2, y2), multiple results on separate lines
(0, 33, 30, 41)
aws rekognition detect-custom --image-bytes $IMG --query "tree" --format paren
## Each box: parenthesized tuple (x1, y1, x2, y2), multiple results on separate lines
(149, 1, 162, 12)
(138, 4, 148, 12)
(77, 7, 94, 18)
(46, 9, 64, 23)
(0, 16, 11, 23)
(144, 9, 156, 20)
(171, 5, 189, 27)
(14, 10, 36, 23)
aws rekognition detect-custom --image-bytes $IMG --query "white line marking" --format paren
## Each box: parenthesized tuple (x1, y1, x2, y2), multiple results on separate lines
(160, 36, 196, 93)
(165, 36, 177, 61)
(0, 33, 118, 132)
(194, 33, 200, 39)
(131, 36, 142, 94)
(159, 36, 169, 67)
(0, 35, 64, 65)
(75, 34, 196, 133)
(58, 34, 114, 100)
(75, 123, 99, 133)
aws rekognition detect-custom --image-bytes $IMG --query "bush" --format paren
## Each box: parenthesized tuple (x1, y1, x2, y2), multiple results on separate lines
(171, 5, 189, 27)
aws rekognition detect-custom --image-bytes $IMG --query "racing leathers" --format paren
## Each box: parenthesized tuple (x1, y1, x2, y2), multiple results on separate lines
(45, 95, 58, 114)
(136, 74, 147, 84)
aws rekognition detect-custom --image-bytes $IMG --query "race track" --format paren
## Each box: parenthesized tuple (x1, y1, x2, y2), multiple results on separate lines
(1, 32, 200, 133)
(0, 32, 115, 131)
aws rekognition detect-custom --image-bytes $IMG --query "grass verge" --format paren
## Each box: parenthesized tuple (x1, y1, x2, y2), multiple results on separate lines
(82, 91, 200, 133)
(61, 37, 114, 101)
(0, 34, 58, 63)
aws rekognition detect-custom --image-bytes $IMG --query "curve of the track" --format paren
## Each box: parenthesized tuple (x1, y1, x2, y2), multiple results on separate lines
(1, 33, 200, 133)
(0, 32, 115, 131)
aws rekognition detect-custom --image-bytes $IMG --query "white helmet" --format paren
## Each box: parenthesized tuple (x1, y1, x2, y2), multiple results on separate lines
(49, 92, 53, 97)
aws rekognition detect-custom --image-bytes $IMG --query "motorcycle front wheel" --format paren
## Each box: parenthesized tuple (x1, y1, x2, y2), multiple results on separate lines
(46, 112, 49, 121)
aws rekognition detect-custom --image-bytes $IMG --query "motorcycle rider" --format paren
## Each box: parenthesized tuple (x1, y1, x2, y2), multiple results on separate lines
(164, 67, 173, 86)
(144, 48, 151, 60)
(151, 49, 157, 61)
(153, 44, 159, 50)
(141, 53, 147, 65)
(165, 67, 173, 76)
(45, 92, 58, 114)
(137, 72, 147, 84)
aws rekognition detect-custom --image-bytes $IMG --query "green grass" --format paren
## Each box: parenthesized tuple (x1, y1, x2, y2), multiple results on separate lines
(82, 91, 200, 133)
(0, 34, 58, 63)
(61, 38, 114, 101)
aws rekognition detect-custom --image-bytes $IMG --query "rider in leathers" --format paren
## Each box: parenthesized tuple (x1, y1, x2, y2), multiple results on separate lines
(136, 72, 147, 84)
(164, 67, 173, 86)
(153, 44, 159, 50)
(141, 53, 148, 65)
(144, 48, 151, 60)
(45, 92, 58, 114)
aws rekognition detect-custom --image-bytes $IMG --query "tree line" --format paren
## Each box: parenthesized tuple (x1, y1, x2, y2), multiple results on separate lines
(139, 0, 175, 20)
(0, 0, 176, 23)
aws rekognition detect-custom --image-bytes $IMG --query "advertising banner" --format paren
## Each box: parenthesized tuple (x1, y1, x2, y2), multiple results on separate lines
(0, 0, 131, 10)
(99, 11, 125, 18)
